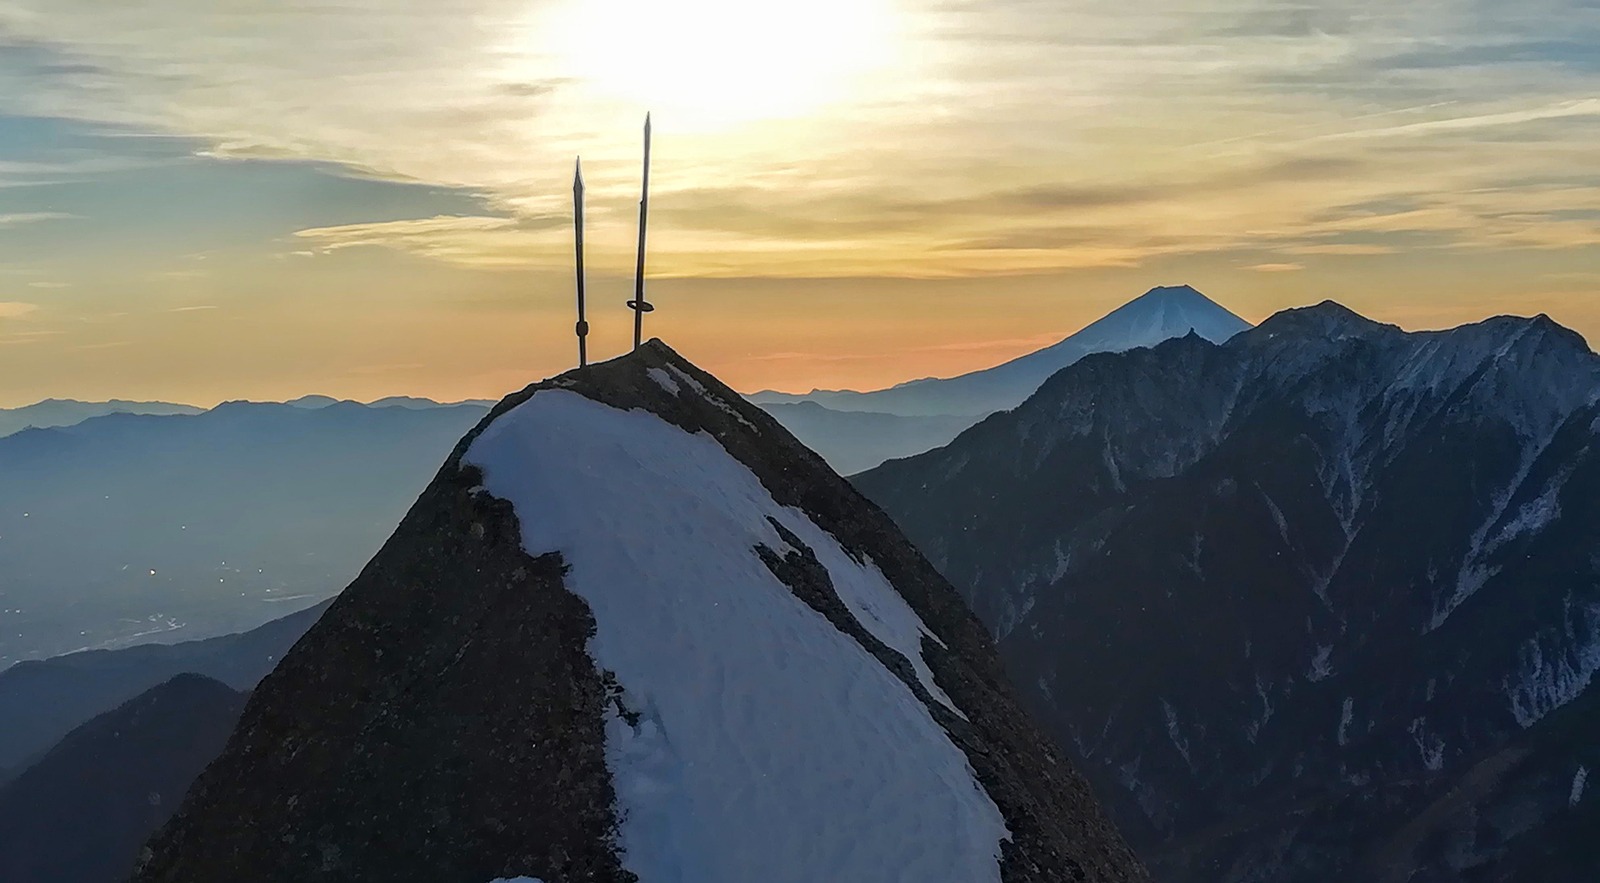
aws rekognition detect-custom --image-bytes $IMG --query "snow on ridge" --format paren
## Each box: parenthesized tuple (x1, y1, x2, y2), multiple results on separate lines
(1506, 594, 1600, 728)
(464, 390, 1007, 883)
(646, 367, 681, 396)
(659, 363, 758, 430)
(1308, 644, 1334, 682)
(1432, 435, 1563, 632)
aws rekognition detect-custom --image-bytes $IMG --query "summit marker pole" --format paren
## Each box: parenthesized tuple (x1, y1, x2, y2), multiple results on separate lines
(627, 113, 655, 351)
(573, 158, 589, 368)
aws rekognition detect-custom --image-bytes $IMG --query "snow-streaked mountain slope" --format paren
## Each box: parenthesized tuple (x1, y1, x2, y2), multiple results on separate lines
(466, 389, 1003, 882)
(132, 341, 1145, 883)
(857, 302, 1600, 882)
(750, 285, 1250, 418)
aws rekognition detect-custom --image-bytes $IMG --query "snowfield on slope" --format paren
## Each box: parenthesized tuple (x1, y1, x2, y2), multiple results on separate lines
(465, 390, 1007, 883)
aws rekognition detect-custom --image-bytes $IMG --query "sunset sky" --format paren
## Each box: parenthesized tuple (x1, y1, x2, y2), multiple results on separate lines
(1, 0, 1597, 407)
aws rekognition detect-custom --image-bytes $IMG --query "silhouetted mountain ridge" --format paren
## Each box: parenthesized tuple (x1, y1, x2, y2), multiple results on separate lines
(857, 301, 1600, 881)
(0, 598, 329, 773)
(0, 674, 246, 883)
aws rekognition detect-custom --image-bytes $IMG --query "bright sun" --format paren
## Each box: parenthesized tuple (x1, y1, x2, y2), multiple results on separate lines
(545, 0, 900, 127)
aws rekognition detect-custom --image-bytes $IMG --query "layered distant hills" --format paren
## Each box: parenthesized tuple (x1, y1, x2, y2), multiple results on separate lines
(0, 397, 488, 666)
(0, 674, 246, 883)
(858, 302, 1600, 881)
(752, 285, 1250, 418)
(0, 399, 204, 439)
(751, 285, 1251, 471)
(0, 599, 328, 774)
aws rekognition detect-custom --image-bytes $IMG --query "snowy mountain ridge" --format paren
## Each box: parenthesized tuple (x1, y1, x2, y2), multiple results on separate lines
(132, 341, 1145, 883)
(857, 302, 1600, 882)
(464, 389, 1005, 881)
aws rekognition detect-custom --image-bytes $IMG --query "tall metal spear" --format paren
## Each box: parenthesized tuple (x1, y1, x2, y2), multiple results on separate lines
(627, 113, 655, 350)
(573, 157, 589, 367)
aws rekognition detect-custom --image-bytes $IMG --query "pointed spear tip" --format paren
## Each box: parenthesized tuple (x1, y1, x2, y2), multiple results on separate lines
(645, 111, 652, 131)
(573, 156, 583, 187)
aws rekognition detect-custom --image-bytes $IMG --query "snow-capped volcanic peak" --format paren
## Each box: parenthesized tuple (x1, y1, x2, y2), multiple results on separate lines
(464, 387, 1007, 883)
(1069, 285, 1250, 351)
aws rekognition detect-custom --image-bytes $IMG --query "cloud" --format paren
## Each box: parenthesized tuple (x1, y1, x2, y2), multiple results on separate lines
(1, 0, 1598, 284)
(0, 212, 74, 227)
(1312, 99, 1600, 142)
(1247, 262, 1305, 273)
(292, 215, 538, 267)
(1278, 243, 1399, 256)
(0, 302, 39, 318)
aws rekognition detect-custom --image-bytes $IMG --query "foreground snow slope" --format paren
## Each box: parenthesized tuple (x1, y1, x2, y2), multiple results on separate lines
(466, 389, 1004, 882)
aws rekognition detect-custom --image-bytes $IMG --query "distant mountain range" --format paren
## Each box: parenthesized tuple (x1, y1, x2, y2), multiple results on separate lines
(0, 399, 204, 439)
(858, 302, 1600, 881)
(752, 285, 1250, 418)
(0, 598, 328, 774)
(0, 399, 488, 667)
(0, 394, 490, 439)
(753, 402, 980, 475)
(747, 285, 1251, 471)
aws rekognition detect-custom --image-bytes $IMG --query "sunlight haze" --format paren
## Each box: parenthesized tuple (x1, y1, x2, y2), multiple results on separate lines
(1, 0, 1597, 405)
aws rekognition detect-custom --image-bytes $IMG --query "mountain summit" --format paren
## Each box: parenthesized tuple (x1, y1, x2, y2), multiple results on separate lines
(752, 285, 1250, 418)
(132, 341, 1145, 883)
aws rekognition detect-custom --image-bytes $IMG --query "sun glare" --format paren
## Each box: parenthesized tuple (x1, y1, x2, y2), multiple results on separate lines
(545, 0, 901, 127)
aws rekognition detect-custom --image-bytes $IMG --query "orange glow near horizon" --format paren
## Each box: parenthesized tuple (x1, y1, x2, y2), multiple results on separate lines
(1, 0, 1597, 407)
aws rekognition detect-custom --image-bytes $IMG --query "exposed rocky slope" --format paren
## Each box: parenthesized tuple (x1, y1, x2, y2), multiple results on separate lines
(857, 303, 1600, 881)
(132, 341, 1145, 883)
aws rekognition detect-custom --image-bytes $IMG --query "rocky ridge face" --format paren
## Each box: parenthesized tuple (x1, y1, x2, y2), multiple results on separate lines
(857, 303, 1600, 881)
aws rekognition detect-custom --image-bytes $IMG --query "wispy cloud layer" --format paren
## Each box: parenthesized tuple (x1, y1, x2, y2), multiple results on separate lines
(0, 0, 1597, 401)
(3, 0, 1597, 276)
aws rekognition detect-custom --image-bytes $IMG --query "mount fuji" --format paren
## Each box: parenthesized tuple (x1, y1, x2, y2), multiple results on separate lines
(752, 285, 1250, 420)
